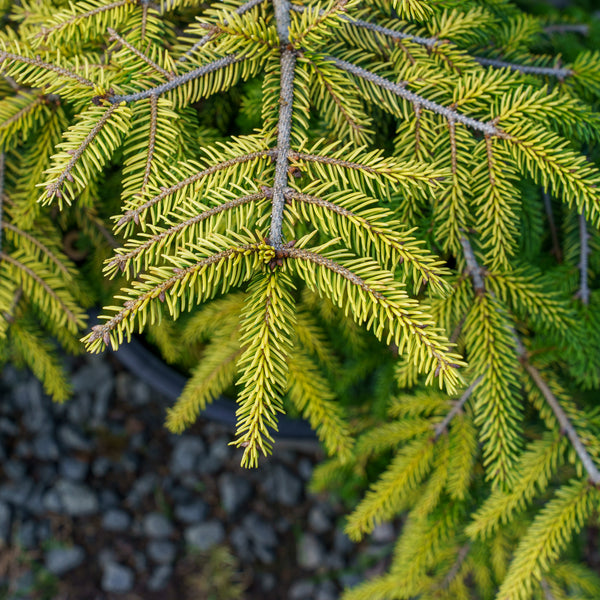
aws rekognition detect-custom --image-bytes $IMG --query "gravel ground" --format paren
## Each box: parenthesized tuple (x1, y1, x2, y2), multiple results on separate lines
(0, 352, 395, 599)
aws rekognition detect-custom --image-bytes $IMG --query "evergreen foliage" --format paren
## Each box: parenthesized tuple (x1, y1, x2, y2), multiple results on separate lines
(0, 0, 600, 597)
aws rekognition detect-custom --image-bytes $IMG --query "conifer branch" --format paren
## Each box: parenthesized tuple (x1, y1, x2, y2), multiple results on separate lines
(543, 190, 562, 262)
(541, 579, 556, 600)
(45, 103, 121, 200)
(577, 213, 590, 305)
(459, 237, 486, 294)
(520, 359, 600, 486)
(107, 27, 174, 80)
(177, 0, 265, 62)
(0, 52, 95, 88)
(433, 377, 482, 440)
(37, 0, 130, 41)
(140, 0, 149, 41)
(2, 222, 71, 278)
(90, 244, 260, 345)
(0, 251, 79, 326)
(117, 150, 273, 227)
(330, 57, 505, 138)
(109, 191, 267, 272)
(0, 95, 45, 130)
(1, 287, 22, 324)
(473, 57, 573, 79)
(440, 543, 470, 590)
(141, 94, 158, 195)
(108, 54, 241, 103)
(269, 0, 296, 249)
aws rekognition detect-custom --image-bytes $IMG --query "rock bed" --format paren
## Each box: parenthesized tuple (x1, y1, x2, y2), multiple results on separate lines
(0, 352, 395, 599)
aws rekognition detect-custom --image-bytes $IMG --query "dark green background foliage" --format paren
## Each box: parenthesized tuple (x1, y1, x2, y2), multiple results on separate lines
(0, 0, 600, 597)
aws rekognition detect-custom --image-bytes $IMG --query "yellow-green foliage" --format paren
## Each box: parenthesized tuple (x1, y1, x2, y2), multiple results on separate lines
(0, 0, 600, 598)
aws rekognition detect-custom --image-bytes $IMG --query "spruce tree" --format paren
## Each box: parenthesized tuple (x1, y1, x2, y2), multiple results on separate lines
(0, 0, 599, 597)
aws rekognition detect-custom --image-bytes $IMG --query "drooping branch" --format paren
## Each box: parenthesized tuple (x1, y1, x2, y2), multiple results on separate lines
(107, 27, 174, 80)
(459, 237, 486, 294)
(473, 57, 573, 79)
(116, 150, 274, 227)
(45, 103, 121, 200)
(0, 251, 79, 326)
(433, 377, 482, 440)
(108, 191, 267, 273)
(140, 93, 158, 196)
(578, 213, 590, 305)
(177, 0, 266, 62)
(0, 51, 95, 88)
(269, 0, 296, 249)
(521, 359, 600, 485)
(460, 236, 600, 485)
(108, 54, 241, 104)
(330, 57, 505, 138)
(89, 244, 260, 346)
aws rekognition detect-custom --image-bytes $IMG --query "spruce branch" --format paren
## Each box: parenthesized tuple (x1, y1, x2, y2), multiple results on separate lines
(177, 0, 265, 62)
(45, 103, 121, 200)
(544, 24, 589, 36)
(116, 150, 274, 228)
(2, 222, 72, 278)
(459, 236, 486, 294)
(521, 359, 600, 486)
(107, 27, 174, 80)
(140, 93, 158, 196)
(108, 191, 267, 274)
(330, 57, 505, 138)
(473, 57, 573, 79)
(108, 54, 241, 103)
(433, 377, 482, 440)
(37, 0, 130, 41)
(1, 287, 22, 325)
(0, 152, 4, 252)
(440, 543, 470, 590)
(0, 251, 80, 327)
(89, 244, 261, 346)
(577, 213, 590, 305)
(0, 52, 95, 88)
(269, 0, 296, 249)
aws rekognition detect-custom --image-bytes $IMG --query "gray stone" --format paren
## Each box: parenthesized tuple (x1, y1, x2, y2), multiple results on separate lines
(99, 489, 120, 509)
(36, 520, 51, 544)
(130, 380, 151, 406)
(98, 548, 117, 569)
(116, 451, 138, 473)
(32, 434, 60, 461)
(0, 417, 18, 436)
(219, 473, 252, 514)
(143, 512, 174, 539)
(57, 425, 93, 452)
(338, 573, 362, 589)
(242, 513, 277, 548)
(0, 501, 11, 543)
(92, 457, 111, 477)
(59, 457, 88, 481)
(42, 488, 63, 513)
(259, 573, 277, 592)
(102, 509, 131, 532)
(229, 526, 253, 562)
(133, 551, 147, 573)
(198, 436, 230, 474)
(174, 500, 208, 524)
(45, 546, 85, 576)
(147, 540, 177, 564)
(72, 361, 112, 395)
(3, 459, 26, 480)
(37, 464, 57, 485)
(333, 529, 354, 556)
(13, 379, 42, 413)
(126, 473, 156, 507)
(0, 480, 33, 505)
(185, 521, 225, 551)
(316, 580, 338, 600)
(308, 505, 333, 534)
(289, 580, 317, 600)
(92, 379, 113, 424)
(15, 520, 36, 549)
(67, 392, 92, 425)
(101, 562, 135, 593)
(170, 436, 205, 476)
(55, 480, 98, 516)
(371, 522, 395, 544)
(147, 565, 172, 592)
(266, 465, 303, 506)
(14, 440, 32, 458)
(24, 483, 46, 515)
(297, 533, 326, 570)
(298, 458, 314, 481)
